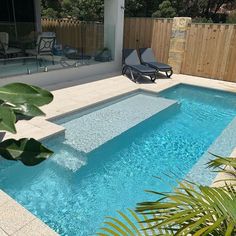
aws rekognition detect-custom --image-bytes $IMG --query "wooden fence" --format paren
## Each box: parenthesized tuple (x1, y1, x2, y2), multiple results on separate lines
(123, 18, 154, 49)
(42, 18, 104, 54)
(41, 17, 236, 82)
(42, 17, 173, 63)
(123, 18, 173, 63)
(124, 18, 236, 82)
(181, 23, 236, 82)
(151, 19, 173, 64)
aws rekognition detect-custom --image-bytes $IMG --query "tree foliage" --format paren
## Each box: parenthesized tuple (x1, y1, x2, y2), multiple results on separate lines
(227, 11, 236, 23)
(124, 0, 161, 17)
(173, 0, 236, 22)
(41, 0, 104, 20)
(152, 1, 177, 18)
(41, 0, 236, 23)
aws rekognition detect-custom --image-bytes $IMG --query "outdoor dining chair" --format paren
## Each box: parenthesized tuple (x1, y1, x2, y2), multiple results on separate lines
(0, 32, 22, 63)
(25, 32, 56, 66)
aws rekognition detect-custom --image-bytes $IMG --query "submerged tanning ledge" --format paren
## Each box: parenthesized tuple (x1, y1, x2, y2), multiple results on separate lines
(57, 93, 179, 154)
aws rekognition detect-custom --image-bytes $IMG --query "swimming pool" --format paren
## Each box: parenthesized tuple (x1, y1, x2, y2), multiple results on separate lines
(1, 84, 236, 235)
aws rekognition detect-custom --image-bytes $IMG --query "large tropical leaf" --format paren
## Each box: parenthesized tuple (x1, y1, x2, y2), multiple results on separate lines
(0, 138, 53, 166)
(0, 106, 16, 133)
(12, 103, 45, 119)
(1, 102, 45, 121)
(0, 83, 53, 106)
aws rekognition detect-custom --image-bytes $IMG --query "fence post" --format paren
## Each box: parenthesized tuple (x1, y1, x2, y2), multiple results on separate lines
(168, 17, 192, 74)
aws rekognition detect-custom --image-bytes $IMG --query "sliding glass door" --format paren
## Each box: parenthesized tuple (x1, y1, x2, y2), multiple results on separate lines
(0, 0, 36, 41)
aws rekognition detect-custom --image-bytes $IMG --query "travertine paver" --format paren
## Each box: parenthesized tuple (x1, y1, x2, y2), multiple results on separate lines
(0, 190, 12, 207)
(0, 228, 8, 236)
(0, 199, 35, 235)
(0, 191, 58, 236)
(0, 73, 236, 235)
(12, 218, 58, 236)
(3, 119, 65, 141)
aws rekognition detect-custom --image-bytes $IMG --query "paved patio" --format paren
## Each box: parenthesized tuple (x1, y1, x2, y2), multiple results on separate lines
(1, 73, 236, 235)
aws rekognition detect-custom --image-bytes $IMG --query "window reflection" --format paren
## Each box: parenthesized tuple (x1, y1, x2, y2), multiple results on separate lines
(0, 0, 114, 78)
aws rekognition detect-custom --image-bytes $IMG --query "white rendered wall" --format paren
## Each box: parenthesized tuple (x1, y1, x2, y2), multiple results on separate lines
(34, 0, 42, 32)
(104, 0, 125, 65)
(0, 0, 125, 88)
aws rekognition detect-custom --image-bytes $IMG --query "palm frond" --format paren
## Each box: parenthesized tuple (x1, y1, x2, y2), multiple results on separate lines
(208, 154, 236, 170)
(97, 208, 175, 235)
(136, 181, 236, 235)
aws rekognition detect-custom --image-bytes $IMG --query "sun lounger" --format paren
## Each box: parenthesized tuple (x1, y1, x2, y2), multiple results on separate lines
(139, 48, 173, 78)
(122, 48, 157, 82)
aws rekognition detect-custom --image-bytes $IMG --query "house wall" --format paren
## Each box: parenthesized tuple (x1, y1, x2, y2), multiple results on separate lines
(34, 0, 42, 32)
(104, 0, 125, 64)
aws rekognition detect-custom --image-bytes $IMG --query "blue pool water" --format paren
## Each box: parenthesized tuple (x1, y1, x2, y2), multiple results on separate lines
(1, 85, 236, 235)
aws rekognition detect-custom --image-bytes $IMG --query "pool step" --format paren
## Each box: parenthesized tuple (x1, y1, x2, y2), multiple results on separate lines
(63, 93, 179, 153)
(51, 143, 87, 172)
(186, 115, 236, 185)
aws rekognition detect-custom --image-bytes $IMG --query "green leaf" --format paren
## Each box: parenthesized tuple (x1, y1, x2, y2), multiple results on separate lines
(99, 228, 120, 236)
(0, 83, 53, 106)
(129, 210, 152, 235)
(208, 154, 236, 169)
(106, 216, 135, 235)
(12, 103, 45, 118)
(225, 222, 235, 236)
(97, 210, 147, 236)
(0, 138, 53, 166)
(0, 106, 16, 133)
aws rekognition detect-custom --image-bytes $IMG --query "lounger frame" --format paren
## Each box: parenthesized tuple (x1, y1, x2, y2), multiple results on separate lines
(143, 62, 173, 78)
(122, 65, 157, 83)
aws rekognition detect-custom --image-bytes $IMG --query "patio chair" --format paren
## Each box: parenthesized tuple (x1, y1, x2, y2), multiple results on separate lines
(25, 32, 56, 66)
(122, 48, 158, 83)
(0, 32, 22, 62)
(139, 48, 173, 78)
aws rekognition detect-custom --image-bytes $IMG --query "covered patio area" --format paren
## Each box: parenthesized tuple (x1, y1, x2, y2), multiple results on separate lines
(0, 0, 124, 81)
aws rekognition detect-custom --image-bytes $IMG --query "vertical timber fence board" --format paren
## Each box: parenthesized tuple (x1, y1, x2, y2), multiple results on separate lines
(123, 17, 172, 63)
(223, 25, 236, 82)
(151, 18, 173, 63)
(181, 23, 236, 82)
(123, 17, 154, 49)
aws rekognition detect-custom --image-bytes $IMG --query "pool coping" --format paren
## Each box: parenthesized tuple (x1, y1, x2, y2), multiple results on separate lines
(1, 73, 236, 235)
